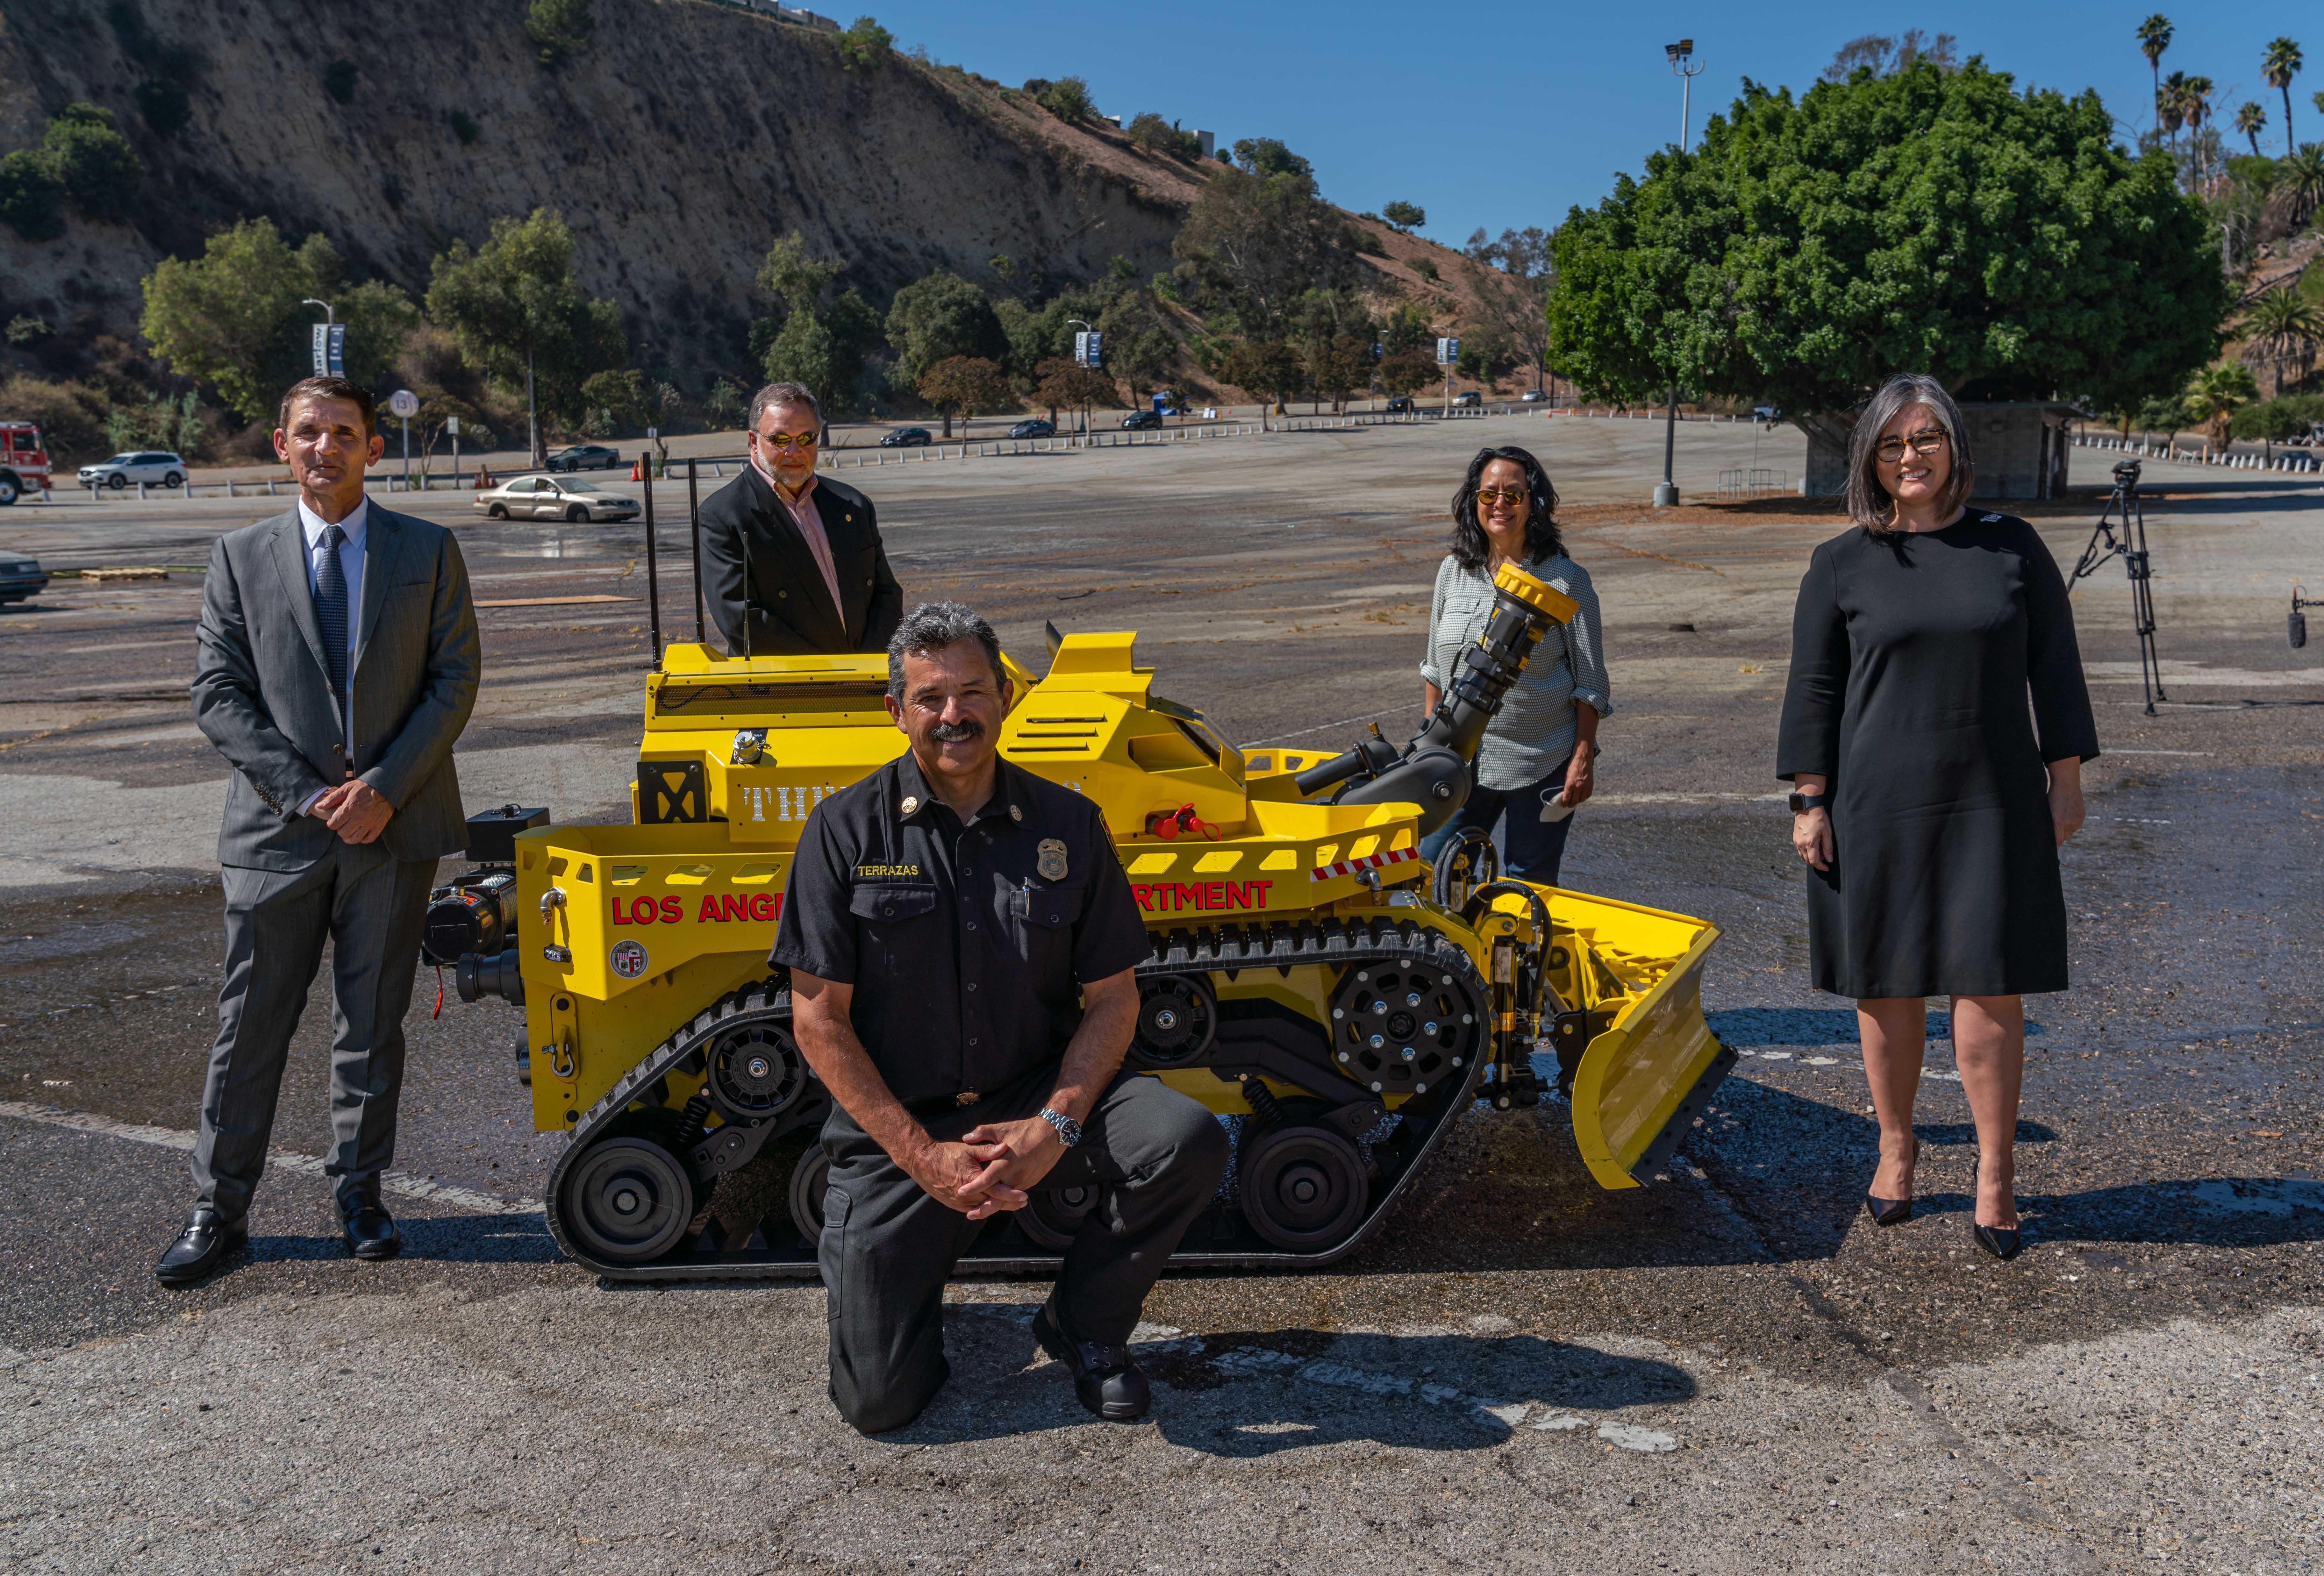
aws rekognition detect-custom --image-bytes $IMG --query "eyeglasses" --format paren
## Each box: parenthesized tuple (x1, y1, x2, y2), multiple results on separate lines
(1875, 428, 1949, 464)
(757, 431, 819, 451)
(1475, 486, 1528, 506)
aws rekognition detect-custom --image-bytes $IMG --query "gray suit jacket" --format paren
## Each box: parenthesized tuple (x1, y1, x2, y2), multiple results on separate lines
(191, 502, 482, 871)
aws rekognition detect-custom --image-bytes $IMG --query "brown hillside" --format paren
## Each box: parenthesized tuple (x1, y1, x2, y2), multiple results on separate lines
(0, 0, 1527, 389)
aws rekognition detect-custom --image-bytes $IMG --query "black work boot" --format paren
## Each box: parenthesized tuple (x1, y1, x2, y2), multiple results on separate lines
(1031, 1301, 1151, 1422)
(155, 1207, 247, 1286)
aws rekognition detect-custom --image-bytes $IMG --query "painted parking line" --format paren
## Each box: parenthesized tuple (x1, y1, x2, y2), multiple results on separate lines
(0, 1100, 546, 1217)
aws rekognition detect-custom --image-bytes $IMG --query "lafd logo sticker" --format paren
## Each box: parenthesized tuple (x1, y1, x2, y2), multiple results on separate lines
(609, 938, 649, 979)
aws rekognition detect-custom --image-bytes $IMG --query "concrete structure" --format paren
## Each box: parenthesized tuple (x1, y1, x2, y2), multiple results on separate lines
(1804, 400, 2084, 501)
(1197, 129, 1215, 158)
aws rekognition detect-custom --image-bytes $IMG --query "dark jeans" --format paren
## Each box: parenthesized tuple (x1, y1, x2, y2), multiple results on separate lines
(818, 1062, 1230, 1435)
(1418, 757, 1576, 887)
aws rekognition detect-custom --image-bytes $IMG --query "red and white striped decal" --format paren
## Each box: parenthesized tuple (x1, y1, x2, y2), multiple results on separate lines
(1310, 845, 1419, 883)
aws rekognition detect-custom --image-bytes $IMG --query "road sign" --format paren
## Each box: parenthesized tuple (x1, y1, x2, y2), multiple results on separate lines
(387, 389, 420, 419)
(1436, 337, 1460, 366)
(445, 415, 460, 435)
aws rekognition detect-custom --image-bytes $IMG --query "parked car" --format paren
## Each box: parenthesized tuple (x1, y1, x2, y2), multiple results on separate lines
(1385, 396, 1416, 414)
(1752, 404, 1781, 423)
(78, 451, 187, 489)
(1520, 389, 1548, 403)
(1452, 390, 1483, 409)
(1120, 409, 1162, 430)
(545, 444, 622, 473)
(881, 427, 933, 448)
(1007, 419, 1056, 439)
(473, 474, 640, 523)
(0, 552, 48, 605)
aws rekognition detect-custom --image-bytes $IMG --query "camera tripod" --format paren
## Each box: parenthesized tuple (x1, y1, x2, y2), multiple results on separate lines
(2070, 459, 2166, 716)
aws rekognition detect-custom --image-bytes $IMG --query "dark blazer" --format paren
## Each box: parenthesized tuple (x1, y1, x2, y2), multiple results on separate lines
(191, 502, 482, 872)
(697, 466, 902, 656)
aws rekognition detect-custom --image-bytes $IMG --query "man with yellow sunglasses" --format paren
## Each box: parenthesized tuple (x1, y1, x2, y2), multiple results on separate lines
(698, 381, 904, 656)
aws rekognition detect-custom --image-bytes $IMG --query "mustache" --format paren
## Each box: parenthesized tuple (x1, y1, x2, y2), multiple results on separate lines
(927, 718, 984, 743)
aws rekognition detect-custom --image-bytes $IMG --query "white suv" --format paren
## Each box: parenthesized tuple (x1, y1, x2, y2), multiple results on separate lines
(79, 451, 188, 489)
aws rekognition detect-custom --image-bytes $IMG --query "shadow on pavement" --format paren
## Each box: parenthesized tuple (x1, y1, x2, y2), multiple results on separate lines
(900, 1309, 1697, 1455)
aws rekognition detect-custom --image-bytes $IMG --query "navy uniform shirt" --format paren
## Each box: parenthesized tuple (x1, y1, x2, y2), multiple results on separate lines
(770, 749, 1150, 1102)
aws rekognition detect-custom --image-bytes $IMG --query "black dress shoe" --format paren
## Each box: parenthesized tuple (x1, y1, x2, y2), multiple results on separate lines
(1863, 1137, 1920, 1226)
(155, 1207, 246, 1286)
(1973, 1223, 2023, 1261)
(1031, 1301, 1150, 1422)
(342, 1203, 402, 1260)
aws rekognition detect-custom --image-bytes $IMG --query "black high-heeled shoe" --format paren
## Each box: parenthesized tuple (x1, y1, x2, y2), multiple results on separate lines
(1971, 1152, 2021, 1260)
(1864, 1137, 1920, 1226)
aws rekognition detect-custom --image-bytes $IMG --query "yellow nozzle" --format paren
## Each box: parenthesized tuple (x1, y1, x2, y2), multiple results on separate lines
(1492, 561, 1580, 624)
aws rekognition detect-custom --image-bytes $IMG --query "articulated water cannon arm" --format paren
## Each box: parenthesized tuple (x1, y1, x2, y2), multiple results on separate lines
(1294, 562, 1579, 837)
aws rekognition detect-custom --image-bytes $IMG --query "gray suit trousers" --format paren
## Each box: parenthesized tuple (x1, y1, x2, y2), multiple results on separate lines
(819, 1065, 1229, 1435)
(191, 842, 438, 1221)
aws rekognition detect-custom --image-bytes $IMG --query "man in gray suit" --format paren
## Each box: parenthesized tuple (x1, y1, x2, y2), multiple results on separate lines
(159, 375, 482, 1284)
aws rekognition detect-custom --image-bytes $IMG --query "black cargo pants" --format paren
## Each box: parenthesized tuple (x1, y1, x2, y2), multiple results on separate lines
(818, 1062, 1230, 1435)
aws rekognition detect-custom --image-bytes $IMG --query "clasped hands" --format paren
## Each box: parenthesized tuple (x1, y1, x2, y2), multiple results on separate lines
(904, 1113, 1069, 1219)
(307, 779, 394, 844)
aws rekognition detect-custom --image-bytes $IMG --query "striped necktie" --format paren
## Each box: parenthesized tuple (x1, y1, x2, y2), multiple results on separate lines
(314, 523, 348, 710)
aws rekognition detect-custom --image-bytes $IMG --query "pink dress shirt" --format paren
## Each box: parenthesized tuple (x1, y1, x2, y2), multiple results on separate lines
(751, 456, 847, 623)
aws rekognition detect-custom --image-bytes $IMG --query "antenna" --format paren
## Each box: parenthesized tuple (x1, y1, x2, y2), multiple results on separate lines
(687, 457, 704, 644)
(641, 451, 662, 669)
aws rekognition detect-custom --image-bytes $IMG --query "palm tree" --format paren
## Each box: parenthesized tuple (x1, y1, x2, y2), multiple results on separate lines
(2237, 100, 2269, 158)
(2263, 36, 2304, 158)
(2138, 15, 2174, 135)
(2185, 363, 2260, 451)
(2183, 75, 2216, 184)
(2159, 70, 2190, 156)
(2283, 142, 2324, 228)
(2240, 288, 2324, 396)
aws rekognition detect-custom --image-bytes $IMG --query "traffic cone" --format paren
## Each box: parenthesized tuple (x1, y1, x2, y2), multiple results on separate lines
(630, 459, 641, 480)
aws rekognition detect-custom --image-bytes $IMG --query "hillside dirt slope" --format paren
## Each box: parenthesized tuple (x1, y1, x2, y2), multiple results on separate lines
(0, 0, 1525, 389)
(0, 0, 1191, 381)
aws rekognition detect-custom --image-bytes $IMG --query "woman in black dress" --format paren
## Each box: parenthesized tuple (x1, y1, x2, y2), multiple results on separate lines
(1777, 374, 2099, 1261)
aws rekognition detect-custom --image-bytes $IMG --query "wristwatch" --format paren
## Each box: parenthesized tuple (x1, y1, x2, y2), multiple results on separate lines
(1037, 1107, 1083, 1148)
(1788, 791, 1830, 814)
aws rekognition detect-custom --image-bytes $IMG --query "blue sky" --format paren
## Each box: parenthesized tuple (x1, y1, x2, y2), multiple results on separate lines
(865, 2, 2307, 245)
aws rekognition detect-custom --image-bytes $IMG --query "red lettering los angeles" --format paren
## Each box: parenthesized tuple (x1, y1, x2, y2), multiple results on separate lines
(613, 893, 781, 924)
(1131, 879, 1272, 914)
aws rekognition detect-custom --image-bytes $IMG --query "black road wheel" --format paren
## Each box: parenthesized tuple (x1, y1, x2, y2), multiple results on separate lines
(786, 1144, 833, 1246)
(487, 503, 508, 519)
(107, 472, 127, 489)
(0, 474, 19, 505)
(1129, 974, 1216, 1068)
(162, 471, 183, 488)
(560, 1136, 693, 1263)
(708, 1019, 808, 1120)
(1014, 1181, 1101, 1250)
(1239, 1125, 1367, 1252)
(566, 505, 589, 523)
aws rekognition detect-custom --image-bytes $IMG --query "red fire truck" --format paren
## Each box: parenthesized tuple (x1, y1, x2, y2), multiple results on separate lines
(0, 422, 53, 505)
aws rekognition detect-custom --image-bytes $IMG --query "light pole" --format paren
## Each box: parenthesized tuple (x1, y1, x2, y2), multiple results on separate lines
(1654, 39, 1704, 508)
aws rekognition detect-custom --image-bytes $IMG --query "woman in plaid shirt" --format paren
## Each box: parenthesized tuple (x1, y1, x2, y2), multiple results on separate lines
(1416, 446, 1611, 887)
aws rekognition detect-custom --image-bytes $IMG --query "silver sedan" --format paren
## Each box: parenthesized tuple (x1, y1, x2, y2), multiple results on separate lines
(473, 474, 640, 523)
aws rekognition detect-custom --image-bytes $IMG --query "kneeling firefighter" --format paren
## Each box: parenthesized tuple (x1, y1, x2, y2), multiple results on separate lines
(771, 602, 1231, 1432)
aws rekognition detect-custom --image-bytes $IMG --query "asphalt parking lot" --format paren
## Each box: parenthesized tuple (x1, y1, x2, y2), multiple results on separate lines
(3, 412, 2321, 1574)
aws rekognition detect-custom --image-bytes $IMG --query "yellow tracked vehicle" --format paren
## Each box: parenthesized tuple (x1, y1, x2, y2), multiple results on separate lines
(449, 561, 1733, 1281)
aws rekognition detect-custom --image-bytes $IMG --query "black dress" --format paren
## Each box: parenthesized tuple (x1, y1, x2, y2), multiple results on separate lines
(1777, 512, 2100, 999)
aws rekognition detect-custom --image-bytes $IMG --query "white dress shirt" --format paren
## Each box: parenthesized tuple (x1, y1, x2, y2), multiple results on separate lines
(295, 496, 368, 814)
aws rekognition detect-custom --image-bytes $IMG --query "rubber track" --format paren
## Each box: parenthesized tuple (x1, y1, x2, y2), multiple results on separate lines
(549, 914, 1491, 1281)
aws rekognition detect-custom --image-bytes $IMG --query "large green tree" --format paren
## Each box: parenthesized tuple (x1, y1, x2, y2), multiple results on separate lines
(141, 218, 416, 424)
(1548, 60, 2228, 470)
(425, 208, 624, 464)
(1172, 165, 1360, 335)
(884, 271, 1007, 391)
(754, 231, 878, 415)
